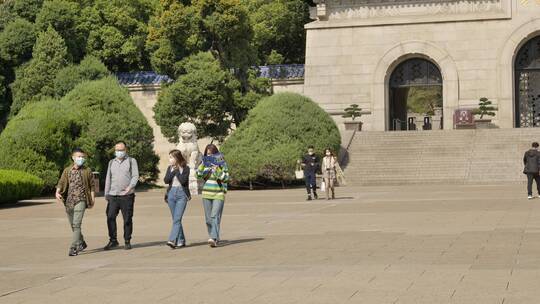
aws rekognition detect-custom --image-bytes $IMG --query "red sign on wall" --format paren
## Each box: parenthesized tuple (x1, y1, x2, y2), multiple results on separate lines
(453, 109, 474, 128)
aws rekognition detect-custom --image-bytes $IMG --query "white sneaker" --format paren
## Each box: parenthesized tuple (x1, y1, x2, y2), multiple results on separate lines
(528, 195, 533, 199)
(208, 238, 217, 247)
(176, 242, 185, 248)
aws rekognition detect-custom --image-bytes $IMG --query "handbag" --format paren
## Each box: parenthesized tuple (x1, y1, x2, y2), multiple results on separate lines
(295, 163, 304, 180)
(320, 180, 326, 192)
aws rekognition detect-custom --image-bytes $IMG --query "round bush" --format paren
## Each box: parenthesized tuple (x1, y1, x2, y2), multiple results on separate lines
(221, 92, 341, 185)
(0, 169, 44, 204)
(0, 77, 159, 190)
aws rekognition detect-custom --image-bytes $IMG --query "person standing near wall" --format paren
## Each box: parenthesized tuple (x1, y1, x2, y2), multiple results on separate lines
(523, 142, 540, 199)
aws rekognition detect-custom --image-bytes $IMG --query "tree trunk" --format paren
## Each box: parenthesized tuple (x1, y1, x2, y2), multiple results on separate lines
(249, 180, 253, 191)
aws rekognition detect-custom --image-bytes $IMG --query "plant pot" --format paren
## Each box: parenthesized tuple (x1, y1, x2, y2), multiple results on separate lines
(475, 119, 492, 129)
(344, 121, 362, 131)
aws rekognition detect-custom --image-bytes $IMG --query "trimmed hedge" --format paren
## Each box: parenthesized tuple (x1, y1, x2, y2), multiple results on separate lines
(221, 92, 341, 186)
(0, 169, 44, 204)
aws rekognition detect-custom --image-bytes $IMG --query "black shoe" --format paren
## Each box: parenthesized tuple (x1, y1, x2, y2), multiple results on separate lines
(314, 193, 318, 199)
(104, 240, 119, 251)
(125, 241, 132, 250)
(77, 241, 88, 252)
(68, 247, 78, 256)
(307, 196, 312, 201)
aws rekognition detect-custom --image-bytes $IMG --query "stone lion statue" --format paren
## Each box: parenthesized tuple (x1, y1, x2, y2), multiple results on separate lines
(176, 122, 201, 195)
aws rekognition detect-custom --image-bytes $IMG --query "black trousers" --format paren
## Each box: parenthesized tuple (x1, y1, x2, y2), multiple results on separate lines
(304, 172, 317, 195)
(527, 173, 540, 196)
(106, 194, 135, 242)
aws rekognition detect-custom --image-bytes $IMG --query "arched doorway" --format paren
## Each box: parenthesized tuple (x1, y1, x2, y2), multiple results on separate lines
(389, 58, 443, 131)
(515, 35, 540, 128)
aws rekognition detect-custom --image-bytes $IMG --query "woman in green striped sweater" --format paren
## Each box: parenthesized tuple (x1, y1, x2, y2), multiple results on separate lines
(196, 144, 229, 247)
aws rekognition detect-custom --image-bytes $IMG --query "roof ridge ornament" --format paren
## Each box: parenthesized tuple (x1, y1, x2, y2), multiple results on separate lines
(314, 0, 328, 20)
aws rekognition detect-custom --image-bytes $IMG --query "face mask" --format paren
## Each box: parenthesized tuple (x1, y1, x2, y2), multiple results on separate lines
(326, 153, 331, 156)
(74, 157, 85, 167)
(308, 152, 314, 156)
(115, 151, 126, 159)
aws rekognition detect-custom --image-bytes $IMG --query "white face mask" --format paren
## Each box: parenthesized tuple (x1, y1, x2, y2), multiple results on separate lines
(326, 153, 331, 156)
(115, 150, 126, 159)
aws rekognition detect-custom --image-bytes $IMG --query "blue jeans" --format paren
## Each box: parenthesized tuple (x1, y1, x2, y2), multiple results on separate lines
(167, 187, 188, 245)
(202, 199, 224, 240)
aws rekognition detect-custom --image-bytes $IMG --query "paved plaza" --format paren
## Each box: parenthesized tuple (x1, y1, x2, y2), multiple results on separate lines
(1, 184, 540, 304)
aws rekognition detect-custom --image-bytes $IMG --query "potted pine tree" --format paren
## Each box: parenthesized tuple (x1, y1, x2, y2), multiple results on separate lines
(342, 104, 363, 131)
(473, 97, 498, 129)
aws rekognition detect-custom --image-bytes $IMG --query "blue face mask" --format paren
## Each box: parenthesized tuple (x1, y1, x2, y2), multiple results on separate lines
(74, 157, 86, 167)
(115, 151, 126, 159)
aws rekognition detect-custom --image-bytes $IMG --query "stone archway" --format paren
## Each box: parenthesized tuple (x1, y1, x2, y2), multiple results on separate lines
(388, 58, 443, 131)
(372, 41, 459, 131)
(497, 19, 540, 128)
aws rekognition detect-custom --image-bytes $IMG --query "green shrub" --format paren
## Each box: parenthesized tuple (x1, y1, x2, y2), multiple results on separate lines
(53, 55, 110, 98)
(221, 92, 341, 186)
(62, 77, 159, 183)
(0, 18, 37, 66)
(0, 99, 77, 189)
(0, 77, 159, 190)
(0, 169, 44, 204)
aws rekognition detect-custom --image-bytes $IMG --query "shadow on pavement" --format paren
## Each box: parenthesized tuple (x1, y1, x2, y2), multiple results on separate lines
(0, 201, 54, 210)
(78, 238, 264, 255)
(184, 238, 265, 248)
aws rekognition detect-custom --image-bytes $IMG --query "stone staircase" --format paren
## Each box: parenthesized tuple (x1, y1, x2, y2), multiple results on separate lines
(344, 129, 540, 185)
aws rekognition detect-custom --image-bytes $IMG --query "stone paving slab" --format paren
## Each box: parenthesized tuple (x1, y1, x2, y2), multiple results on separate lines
(1, 184, 540, 303)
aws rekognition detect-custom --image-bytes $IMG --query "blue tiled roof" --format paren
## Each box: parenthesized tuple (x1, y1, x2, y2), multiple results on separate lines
(116, 71, 172, 86)
(257, 64, 305, 79)
(116, 65, 305, 86)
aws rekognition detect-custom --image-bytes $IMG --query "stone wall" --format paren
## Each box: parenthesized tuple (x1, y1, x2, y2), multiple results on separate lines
(304, 0, 540, 131)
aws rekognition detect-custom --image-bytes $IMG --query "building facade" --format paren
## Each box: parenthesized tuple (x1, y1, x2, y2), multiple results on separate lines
(304, 0, 540, 131)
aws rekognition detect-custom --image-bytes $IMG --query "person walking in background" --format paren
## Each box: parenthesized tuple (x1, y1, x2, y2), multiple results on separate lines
(523, 142, 540, 199)
(56, 148, 95, 256)
(164, 150, 191, 249)
(104, 141, 139, 250)
(322, 148, 337, 200)
(196, 144, 229, 247)
(301, 146, 320, 201)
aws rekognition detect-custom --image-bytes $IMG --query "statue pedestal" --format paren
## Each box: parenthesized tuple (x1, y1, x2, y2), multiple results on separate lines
(188, 172, 200, 195)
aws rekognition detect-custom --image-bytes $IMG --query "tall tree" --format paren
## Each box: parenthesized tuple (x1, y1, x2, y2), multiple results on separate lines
(9, 26, 68, 116)
(80, 0, 157, 72)
(35, 0, 85, 62)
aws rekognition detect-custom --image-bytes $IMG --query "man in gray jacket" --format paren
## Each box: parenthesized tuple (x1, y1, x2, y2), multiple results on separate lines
(104, 141, 139, 250)
(523, 142, 540, 199)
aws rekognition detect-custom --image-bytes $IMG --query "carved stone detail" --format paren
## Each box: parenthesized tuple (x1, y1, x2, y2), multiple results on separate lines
(325, 0, 504, 20)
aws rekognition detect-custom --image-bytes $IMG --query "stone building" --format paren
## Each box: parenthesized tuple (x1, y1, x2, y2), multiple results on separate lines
(304, 0, 540, 132)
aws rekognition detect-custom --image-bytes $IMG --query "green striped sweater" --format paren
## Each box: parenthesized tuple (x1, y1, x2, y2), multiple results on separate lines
(196, 163, 229, 201)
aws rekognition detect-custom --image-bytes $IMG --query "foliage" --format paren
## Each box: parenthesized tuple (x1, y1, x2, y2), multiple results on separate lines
(0, 99, 77, 189)
(80, 0, 157, 72)
(221, 92, 341, 185)
(472, 97, 498, 119)
(406, 86, 442, 116)
(9, 26, 68, 117)
(0, 18, 37, 66)
(243, 0, 310, 65)
(154, 52, 240, 142)
(146, 0, 201, 77)
(0, 169, 44, 204)
(342, 104, 362, 120)
(0, 0, 44, 26)
(62, 77, 159, 183)
(35, 0, 85, 61)
(0, 78, 159, 190)
(53, 55, 110, 98)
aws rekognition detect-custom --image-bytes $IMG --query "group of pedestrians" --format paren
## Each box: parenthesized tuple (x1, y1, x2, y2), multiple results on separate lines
(300, 146, 344, 201)
(56, 141, 229, 257)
